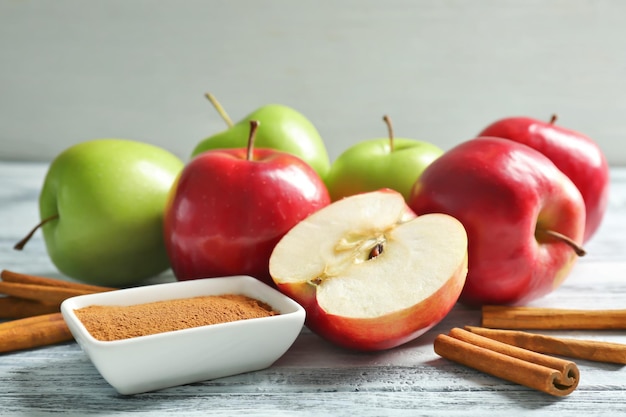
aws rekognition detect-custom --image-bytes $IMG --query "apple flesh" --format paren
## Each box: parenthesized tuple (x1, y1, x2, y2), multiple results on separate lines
(269, 189, 468, 351)
(478, 115, 609, 242)
(409, 137, 586, 306)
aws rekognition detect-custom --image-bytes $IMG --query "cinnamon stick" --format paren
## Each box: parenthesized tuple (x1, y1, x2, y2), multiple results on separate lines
(0, 297, 60, 319)
(0, 271, 116, 353)
(0, 271, 116, 305)
(482, 305, 626, 330)
(0, 313, 73, 353)
(0, 311, 66, 329)
(0, 281, 93, 305)
(434, 328, 579, 396)
(465, 326, 626, 365)
(0, 270, 115, 293)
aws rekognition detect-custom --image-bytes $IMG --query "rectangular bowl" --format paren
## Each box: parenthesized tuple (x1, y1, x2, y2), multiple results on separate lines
(61, 275, 305, 395)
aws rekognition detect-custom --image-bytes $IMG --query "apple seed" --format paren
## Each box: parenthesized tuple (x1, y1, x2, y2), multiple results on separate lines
(368, 243, 384, 259)
(307, 234, 388, 287)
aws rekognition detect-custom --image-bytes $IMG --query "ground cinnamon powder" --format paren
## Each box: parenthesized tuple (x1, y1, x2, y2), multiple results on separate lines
(74, 294, 279, 341)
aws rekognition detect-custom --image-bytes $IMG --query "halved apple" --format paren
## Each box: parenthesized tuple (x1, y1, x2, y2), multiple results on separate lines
(269, 189, 468, 351)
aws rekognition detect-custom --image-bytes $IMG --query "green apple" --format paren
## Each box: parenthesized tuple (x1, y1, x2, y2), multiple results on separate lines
(15, 139, 184, 287)
(191, 93, 331, 179)
(325, 115, 444, 201)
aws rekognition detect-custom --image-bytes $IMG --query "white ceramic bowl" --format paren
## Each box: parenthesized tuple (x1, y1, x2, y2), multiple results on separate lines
(60, 275, 305, 395)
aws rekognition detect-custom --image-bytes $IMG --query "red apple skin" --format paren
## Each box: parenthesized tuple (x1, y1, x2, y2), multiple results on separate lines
(275, 257, 467, 351)
(408, 137, 586, 306)
(164, 148, 330, 286)
(478, 116, 609, 242)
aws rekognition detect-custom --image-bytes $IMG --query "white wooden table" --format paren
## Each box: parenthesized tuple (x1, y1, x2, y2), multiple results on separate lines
(2, 162, 626, 416)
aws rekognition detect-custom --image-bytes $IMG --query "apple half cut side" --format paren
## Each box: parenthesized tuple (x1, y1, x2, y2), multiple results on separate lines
(269, 189, 468, 351)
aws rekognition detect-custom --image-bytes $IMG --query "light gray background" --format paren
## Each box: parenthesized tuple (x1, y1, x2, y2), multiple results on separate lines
(1, 0, 624, 165)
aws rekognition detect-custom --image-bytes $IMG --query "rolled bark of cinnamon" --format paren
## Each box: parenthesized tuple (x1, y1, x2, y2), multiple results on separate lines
(0, 297, 60, 319)
(0, 282, 93, 305)
(0, 313, 73, 353)
(482, 305, 626, 330)
(434, 328, 579, 396)
(0, 270, 114, 353)
(0, 269, 115, 293)
(0, 270, 116, 317)
(465, 325, 626, 364)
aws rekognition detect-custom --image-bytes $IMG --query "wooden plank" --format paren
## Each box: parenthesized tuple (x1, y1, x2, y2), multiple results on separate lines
(1, 163, 626, 415)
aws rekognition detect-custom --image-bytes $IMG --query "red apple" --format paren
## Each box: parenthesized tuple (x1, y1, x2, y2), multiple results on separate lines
(478, 115, 609, 242)
(409, 137, 586, 306)
(164, 121, 331, 286)
(269, 189, 468, 351)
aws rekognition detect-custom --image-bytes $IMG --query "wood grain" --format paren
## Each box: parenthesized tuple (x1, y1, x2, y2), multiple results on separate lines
(1, 163, 626, 415)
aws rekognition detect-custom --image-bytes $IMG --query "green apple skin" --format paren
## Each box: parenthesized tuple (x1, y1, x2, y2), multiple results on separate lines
(191, 104, 331, 180)
(38, 139, 184, 287)
(325, 138, 444, 201)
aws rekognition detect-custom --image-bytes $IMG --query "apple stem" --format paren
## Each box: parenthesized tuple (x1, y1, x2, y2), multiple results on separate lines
(205, 93, 234, 128)
(537, 228, 586, 257)
(13, 214, 59, 251)
(549, 114, 558, 125)
(383, 114, 394, 152)
(247, 120, 261, 161)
